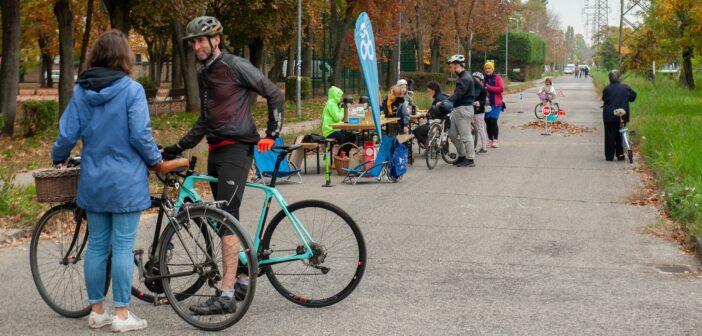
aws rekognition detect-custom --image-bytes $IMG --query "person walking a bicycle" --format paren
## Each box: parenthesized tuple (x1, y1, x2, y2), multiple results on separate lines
(437, 54, 476, 167)
(162, 16, 284, 315)
(602, 69, 637, 161)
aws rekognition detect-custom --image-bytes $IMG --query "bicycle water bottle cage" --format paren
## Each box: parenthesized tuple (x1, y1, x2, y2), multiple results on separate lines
(613, 108, 627, 117)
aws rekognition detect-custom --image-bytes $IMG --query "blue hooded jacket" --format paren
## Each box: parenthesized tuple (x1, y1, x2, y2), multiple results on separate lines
(52, 68, 162, 213)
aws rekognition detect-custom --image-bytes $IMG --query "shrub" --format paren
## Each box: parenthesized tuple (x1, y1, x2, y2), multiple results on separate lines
(136, 76, 158, 91)
(21, 100, 58, 137)
(285, 76, 312, 101)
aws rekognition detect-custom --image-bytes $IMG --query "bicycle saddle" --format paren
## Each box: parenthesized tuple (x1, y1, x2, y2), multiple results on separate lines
(613, 108, 627, 117)
(156, 158, 190, 175)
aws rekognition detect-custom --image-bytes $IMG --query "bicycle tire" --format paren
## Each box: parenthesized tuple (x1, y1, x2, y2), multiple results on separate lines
(159, 205, 257, 331)
(627, 149, 633, 164)
(425, 124, 441, 169)
(131, 214, 212, 304)
(441, 138, 459, 164)
(534, 103, 545, 119)
(30, 203, 110, 318)
(262, 200, 366, 308)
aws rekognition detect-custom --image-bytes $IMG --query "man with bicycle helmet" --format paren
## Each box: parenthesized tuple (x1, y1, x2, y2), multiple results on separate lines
(163, 16, 284, 315)
(438, 54, 476, 167)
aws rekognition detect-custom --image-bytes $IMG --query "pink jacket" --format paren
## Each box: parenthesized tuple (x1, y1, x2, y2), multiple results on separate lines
(485, 74, 504, 107)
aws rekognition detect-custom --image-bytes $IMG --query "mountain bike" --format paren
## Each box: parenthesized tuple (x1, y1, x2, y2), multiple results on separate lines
(614, 108, 634, 163)
(30, 156, 257, 331)
(425, 115, 475, 169)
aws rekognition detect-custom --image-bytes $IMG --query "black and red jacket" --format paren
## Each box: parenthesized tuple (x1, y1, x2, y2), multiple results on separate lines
(178, 52, 284, 149)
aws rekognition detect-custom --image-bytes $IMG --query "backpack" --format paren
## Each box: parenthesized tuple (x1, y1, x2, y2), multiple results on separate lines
(389, 140, 408, 181)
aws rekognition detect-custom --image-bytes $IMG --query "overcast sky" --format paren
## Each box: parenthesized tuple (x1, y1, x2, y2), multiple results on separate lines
(547, 0, 622, 38)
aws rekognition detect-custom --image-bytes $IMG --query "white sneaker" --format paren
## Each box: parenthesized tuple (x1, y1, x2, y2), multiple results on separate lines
(88, 310, 112, 329)
(111, 311, 148, 333)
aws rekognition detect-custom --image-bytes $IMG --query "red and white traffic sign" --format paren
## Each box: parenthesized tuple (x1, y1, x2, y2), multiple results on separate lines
(542, 105, 551, 116)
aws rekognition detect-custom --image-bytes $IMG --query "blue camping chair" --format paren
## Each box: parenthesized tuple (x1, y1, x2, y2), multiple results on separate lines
(253, 137, 302, 184)
(341, 136, 395, 185)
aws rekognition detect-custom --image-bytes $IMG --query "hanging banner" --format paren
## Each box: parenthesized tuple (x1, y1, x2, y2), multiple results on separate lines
(354, 12, 382, 142)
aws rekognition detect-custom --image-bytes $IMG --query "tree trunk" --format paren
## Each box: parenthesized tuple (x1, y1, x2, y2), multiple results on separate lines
(268, 48, 285, 83)
(302, 27, 313, 78)
(286, 46, 295, 79)
(172, 19, 199, 112)
(386, 46, 399, 89)
(54, 0, 74, 118)
(332, 1, 357, 86)
(147, 38, 156, 80)
(430, 35, 441, 73)
(78, 0, 94, 74)
(39, 36, 53, 88)
(171, 31, 183, 89)
(0, 0, 20, 136)
(679, 46, 695, 90)
(155, 37, 166, 85)
(248, 37, 264, 69)
(102, 0, 132, 33)
(415, 1, 424, 72)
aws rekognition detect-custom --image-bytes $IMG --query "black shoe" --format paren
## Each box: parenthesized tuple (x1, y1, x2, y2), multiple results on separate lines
(453, 156, 466, 166)
(457, 159, 475, 167)
(617, 155, 625, 161)
(189, 295, 236, 315)
(234, 283, 248, 301)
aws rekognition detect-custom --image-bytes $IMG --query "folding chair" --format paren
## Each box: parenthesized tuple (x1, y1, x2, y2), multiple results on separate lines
(341, 136, 395, 185)
(253, 137, 302, 184)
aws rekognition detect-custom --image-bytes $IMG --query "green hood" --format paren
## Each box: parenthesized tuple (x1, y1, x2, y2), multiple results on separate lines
(327, 86, 343, 104)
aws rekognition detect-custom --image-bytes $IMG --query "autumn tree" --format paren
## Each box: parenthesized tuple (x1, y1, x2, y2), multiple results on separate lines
(1, 0, 21, 136)
(54, 0, 75, 116)
(650, 0, 700, 89)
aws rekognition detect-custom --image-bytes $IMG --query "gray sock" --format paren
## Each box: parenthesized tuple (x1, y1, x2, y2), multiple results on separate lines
(221, 290, 235, 298)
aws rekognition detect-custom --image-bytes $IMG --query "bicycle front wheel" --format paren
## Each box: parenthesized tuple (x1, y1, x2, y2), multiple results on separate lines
(159, 205, 257, 331)
(534, 103, 545, 119)
(262, 200, 366, 308)
(30, 203, 110, 318)
(425, 124, 441, 169)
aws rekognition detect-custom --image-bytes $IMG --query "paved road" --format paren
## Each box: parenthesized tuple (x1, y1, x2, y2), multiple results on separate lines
(2, 76, 701, 335)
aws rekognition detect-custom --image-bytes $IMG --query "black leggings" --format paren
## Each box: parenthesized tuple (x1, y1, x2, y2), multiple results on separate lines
(485, 117, 499, 140)
(207, 143, 253, 222)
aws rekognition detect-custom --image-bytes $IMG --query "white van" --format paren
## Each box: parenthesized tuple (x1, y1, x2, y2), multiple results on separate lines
(564, 64, 576, 75)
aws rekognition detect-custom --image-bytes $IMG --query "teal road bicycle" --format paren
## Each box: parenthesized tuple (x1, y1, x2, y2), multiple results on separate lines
(30, 145, 366, 331)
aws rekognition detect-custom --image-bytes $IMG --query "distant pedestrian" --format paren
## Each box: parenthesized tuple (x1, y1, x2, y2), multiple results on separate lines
(483, 61, 504, 148)
(601, 69, 637, 161)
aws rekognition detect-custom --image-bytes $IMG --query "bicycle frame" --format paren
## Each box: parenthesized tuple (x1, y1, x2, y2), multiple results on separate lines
(175, 150, 315, 269)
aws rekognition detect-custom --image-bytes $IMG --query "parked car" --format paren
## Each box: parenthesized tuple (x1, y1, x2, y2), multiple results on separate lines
(282, 60, 333, 81)
(564, 64, 576, 75)
(44, 69, 77, 82)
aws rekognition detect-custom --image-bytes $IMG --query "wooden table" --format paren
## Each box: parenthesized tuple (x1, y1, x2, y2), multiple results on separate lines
(330, 117, 399, 131)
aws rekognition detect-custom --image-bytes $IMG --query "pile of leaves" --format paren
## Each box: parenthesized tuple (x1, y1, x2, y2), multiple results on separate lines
(519, 120, 596, 136)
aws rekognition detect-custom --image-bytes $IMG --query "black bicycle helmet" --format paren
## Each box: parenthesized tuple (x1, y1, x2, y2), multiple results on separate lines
(184, 16, 223, 41)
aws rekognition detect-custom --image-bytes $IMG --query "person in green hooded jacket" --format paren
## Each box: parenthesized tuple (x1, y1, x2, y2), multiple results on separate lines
(322, 86, 356, 155)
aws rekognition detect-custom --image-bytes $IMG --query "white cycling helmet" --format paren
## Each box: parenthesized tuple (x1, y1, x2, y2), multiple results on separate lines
(472, 72, 484, 81)
(447, 54, 465, 65)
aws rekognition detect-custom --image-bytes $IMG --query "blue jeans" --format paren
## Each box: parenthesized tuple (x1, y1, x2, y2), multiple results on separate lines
(85, 211, 141, 307)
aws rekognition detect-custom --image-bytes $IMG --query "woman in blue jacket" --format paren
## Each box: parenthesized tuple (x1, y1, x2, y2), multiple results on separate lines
(51, 30, 162, 333)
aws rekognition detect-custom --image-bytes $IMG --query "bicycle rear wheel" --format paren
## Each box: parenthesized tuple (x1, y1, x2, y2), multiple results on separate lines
(30, 203, 110, 318)
(159, 205, 257, 331)
(262, 200, 366, 308)
(440, 138, 459, 164)
(425, 124, 441, 169)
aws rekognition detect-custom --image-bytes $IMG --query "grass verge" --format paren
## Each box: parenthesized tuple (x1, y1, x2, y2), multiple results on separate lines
(592, 71, 702, 241)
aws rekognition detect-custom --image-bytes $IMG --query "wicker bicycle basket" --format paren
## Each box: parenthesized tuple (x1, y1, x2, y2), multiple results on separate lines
(33, 168, 80, 203)
(333, 143, 363, 176)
